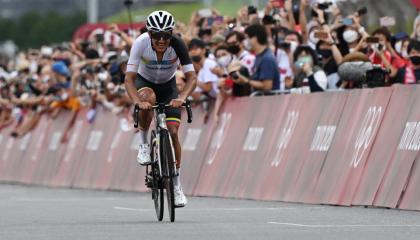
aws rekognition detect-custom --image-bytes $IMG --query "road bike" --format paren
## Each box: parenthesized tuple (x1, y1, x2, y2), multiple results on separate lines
(134, 101, 192, 222)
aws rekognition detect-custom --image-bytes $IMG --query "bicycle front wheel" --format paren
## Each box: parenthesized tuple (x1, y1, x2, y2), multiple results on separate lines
(160, 129, 176, 222)
(150, 130, 164, 221)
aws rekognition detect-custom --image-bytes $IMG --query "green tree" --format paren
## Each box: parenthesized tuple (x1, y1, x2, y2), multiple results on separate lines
(0, 11, 86, 50)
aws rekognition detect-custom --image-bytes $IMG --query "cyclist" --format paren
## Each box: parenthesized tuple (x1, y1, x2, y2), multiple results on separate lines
(124, 10, 197, 207)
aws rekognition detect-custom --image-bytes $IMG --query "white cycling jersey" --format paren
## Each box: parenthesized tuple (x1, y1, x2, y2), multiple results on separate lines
(126, 33, 194, 84)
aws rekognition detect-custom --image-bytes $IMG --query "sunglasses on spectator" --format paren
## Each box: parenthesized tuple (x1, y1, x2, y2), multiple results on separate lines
(149, 31, 173, 41)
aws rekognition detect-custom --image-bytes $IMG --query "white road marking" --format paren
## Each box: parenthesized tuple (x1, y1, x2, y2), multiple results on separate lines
(267, 222, 420, 228)
(113, 206, 152, 212)
(112, 206, 320, 212)
(13, 197, 121, 202)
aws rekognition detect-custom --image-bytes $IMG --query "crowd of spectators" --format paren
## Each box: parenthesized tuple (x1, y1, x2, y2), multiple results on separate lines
(0, 0, 420, 138)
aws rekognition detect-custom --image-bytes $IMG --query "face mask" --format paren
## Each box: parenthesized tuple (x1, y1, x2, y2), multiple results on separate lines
(217, 55, 232, 68)
(410, 56, 420, 65)
(191, 55, 202, 63)
(395, 41, 403, 54)
(227, 45, 241, 55)
(61, 92, 69, 101)
(289, 41, 299, 54)
(343, 30, 359, 43)
(309, 31, 319, 45)
(244, 39, 252, 51)
(318, 49, 332, 59)
(402, 51, 409, 59)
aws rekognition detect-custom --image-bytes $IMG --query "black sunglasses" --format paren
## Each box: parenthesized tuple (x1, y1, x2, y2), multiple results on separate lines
(150, 31, 173, 41)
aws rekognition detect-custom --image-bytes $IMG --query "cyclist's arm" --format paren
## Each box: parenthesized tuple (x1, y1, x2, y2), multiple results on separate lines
(125, 72, 142, 103)
(125, 36, 145, 104)
(172, 36, 197, 100)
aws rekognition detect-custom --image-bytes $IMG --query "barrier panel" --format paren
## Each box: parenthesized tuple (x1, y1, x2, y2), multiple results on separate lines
(31, 112, 72, 185)
(51, 110, 92, 187)
(399, 151, 420, 210)
(18, 116, 50, 184)
(0, 126, 14, 181)
(73, 108, 118, 189)
(0, 126, 18, 182)
(178, 106, 215, 195)
(352, 85, 420, 207)
(249, 94, 297, 201)
(312, 87, 392, 205)
(193, 97, 255, 197)
(290, 91, 348, 203)
(372, 85, 420, 208)
(219, 96, 285, 199)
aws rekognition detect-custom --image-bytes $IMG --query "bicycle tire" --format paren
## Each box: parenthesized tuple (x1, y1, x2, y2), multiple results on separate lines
(160, 130, 176, 222)
(150, 131, 164, 221)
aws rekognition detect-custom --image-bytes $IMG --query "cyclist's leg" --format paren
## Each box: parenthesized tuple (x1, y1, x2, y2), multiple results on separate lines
(134, 75, 156, 165)
(134, 74, 156, 133)
(137, 88, 155, 131)
(160, 77, 183, 169)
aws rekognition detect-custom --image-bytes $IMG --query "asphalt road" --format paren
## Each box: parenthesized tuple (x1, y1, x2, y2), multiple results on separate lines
(1, 184, 420, 240)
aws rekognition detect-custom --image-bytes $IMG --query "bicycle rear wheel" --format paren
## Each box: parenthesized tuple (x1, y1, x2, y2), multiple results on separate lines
(160, 129, 176, 222)
(150, 131, 164, 221)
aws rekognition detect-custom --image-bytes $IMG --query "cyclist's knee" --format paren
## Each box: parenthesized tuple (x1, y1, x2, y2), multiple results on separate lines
(138, 87, 156, 104)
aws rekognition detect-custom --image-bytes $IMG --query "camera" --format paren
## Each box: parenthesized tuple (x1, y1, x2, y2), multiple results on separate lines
(317, 2, 332, 10)
(247, 5, 257, 15)
(365, 66, 388, 88)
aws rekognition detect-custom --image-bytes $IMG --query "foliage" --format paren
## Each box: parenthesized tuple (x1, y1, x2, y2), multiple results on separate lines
(0, 11, 86, 50)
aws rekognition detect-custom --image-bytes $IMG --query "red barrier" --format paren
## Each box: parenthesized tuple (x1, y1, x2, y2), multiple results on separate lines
(92, 115, 129, 190)
(313, 87, 392, 205)
(72, 108, 115, 189)
(218, 96, 282, 199)
(2, 86, 420, 212)
(51, 111, 92, 187)
(107, 129, 140, 191)
(399, 151, 420, 210)
(372, 85, 420, 208)
(193, 97, 255, 197)
(242, 95, 294, 201)
(352, 85, 419, 207)
(31, 112, 72, 185)
(178, 106, 215, 195)
(290, 91, 348, 203)
(18, 116, 50, 184)
(0, 126, 18, 181)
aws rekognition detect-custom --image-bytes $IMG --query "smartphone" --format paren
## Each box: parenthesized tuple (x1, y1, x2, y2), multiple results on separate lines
(342, 18, 354, 26)
(366, 37, 379, 44)
(207, 17, 214, 26)
(357, 7, 368, 16)
(314, 31, 329, 40)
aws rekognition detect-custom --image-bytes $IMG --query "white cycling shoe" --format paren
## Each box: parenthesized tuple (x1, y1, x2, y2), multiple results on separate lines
(137, 143, 151, 165)
(174, 186, 187, 207)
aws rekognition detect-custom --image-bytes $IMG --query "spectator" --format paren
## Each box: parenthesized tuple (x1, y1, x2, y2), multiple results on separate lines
(292, 45, 328, 93)
(188, 38, 219, 100)
(234, 24, 280, 93)
(390, 39, 420, 84)
(369, 27, 405, 69)
(225, 31, 255, 75)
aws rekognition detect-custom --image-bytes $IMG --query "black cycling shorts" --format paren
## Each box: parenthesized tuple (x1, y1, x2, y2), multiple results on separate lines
(135, 74, 181, 124)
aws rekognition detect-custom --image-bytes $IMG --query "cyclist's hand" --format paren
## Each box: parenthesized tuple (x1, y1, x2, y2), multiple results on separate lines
(169, 98, 185, 108)
(136, 101, 152, 110)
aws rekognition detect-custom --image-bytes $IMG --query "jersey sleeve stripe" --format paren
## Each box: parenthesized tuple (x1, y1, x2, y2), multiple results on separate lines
(182, 64, 195, 73)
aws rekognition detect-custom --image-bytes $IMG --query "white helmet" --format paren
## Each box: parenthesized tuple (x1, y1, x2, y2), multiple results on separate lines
(146, 11, 175, 32)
